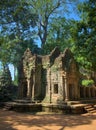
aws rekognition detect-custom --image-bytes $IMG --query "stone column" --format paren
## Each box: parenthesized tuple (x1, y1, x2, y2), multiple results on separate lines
(49, 68, 52, 103)
(64, 71, 69, 101)
(32, 69, 35, 101)
(88, 87, 91, 98)
(62, 76, 65, 101)
(27, 78, 30, 98)
(83, 87, 86, 98)
(93, 88, 95, 97)
(32, 83, 34, 100)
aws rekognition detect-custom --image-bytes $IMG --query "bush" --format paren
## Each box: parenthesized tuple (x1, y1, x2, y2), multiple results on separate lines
(82, 79, 94, 87)
(0, 65, 18, 101)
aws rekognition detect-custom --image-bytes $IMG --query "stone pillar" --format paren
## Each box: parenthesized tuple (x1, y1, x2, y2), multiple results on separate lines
(83, 87, 86, 98)
(64, 71, 69, 101)
(62, 76, 65, 101)
(93, 88, 95, 97)
(49, 68, 52, 103)
(88, 87, 91, 98)
(27, 78, 31, 98)
(27, 79, 29, 97)
(32, 69, 35, 101)
(32, 83, 34, 100)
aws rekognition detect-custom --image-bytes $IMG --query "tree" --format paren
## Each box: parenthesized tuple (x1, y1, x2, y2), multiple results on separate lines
(0, 0, 84, 84)
(71, 0, 96, 70)
(0, 0, 38, 64)
(42, 17, 73, 54)
(0, 36, 19, 66)
(0, 65, 13, 101)
(0, 0, 38, 40)
(0, 0, 40, 82)
(23, 0, 79, 46)
(70, 0, 96, 82)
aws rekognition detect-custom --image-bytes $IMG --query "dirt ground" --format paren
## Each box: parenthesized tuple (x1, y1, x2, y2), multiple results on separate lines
(0, 109, 96, 130)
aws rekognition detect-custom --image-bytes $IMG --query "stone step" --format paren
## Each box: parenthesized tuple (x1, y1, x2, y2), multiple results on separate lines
(3, 103, 13, 111)
(86, 107, 95, 111)
(84, 105, 93, 109)
(67, 101, 82, 105)
(84, 104, 96, 114)
(69, 99, 96, 105)
(89, 110, 96, 113)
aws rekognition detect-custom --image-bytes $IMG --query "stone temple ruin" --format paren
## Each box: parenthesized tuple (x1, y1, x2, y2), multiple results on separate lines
(18, 47, 80, 103)
(3, 47, 96, 114)
(18, 47, 96, 104)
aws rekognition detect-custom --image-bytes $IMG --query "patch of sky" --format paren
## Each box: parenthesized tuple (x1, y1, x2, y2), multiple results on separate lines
(9, 64, 14, 81)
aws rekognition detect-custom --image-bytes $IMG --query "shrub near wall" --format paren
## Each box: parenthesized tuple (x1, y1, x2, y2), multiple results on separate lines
(0, 66, 17, 101)
(82, 79, 94, 87)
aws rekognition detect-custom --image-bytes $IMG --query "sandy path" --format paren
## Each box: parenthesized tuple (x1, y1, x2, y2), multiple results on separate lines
(0, 109, 96, 130)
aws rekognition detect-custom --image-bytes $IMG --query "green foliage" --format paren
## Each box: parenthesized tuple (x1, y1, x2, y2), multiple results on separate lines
(71, 0, 96, 71)
(23, 0, 78, 45)
(0, 36, 19, 65)
(0, 0, 39, 68)
(0, 65, 18, 101)
(82, 79, 94, 87)
(0, 0, 37, 39)
(0, 65, 13, 101)
(42, 18, 73, 54)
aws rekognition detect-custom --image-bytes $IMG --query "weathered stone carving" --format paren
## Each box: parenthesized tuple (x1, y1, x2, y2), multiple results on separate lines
(18, 47, 80, 103)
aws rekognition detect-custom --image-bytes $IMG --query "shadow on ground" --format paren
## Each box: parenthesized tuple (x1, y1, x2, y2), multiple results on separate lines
(0, 109, 96, 130)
